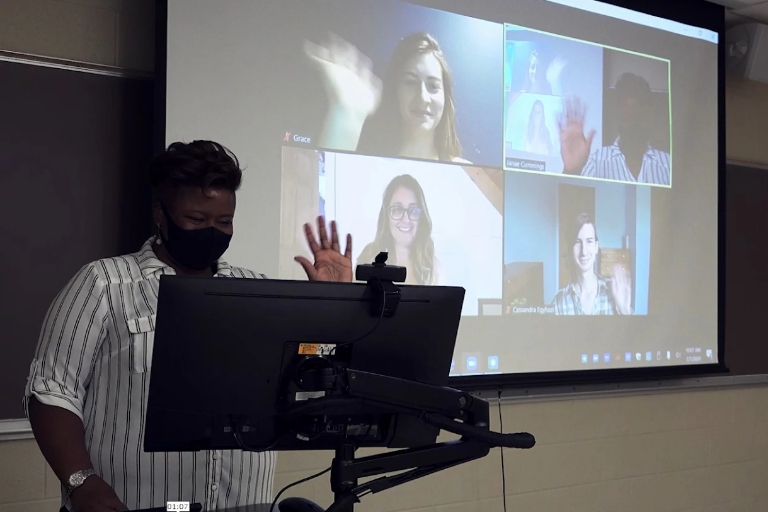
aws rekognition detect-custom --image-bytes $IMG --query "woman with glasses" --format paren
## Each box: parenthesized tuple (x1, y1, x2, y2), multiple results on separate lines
(357, 174, 442, 285)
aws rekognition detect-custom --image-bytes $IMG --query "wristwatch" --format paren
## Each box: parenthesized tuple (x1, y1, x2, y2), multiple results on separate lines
(64, 469, 97, 497)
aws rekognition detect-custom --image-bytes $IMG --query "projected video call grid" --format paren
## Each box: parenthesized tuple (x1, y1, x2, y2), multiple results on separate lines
(238, 0, 716, 375)
(280, 0, 672, 188)
(277, 0, 670, 306)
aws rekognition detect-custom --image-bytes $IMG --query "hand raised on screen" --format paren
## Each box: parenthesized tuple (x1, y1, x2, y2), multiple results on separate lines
(295, 216, 353, 283)
(558, 95, 595, 174)
(304, 33, 383, 119)
(545, 56, 566, 93)
(609, 264, 633, 315)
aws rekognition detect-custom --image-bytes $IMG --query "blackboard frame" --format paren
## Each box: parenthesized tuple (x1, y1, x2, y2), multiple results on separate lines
(0, 53, 154, 421)
(0, 0, 739, 423)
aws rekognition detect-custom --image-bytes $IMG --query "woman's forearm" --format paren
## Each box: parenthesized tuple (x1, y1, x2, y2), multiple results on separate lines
(28, 397, 94, 483)
(318, 105, 367, 151)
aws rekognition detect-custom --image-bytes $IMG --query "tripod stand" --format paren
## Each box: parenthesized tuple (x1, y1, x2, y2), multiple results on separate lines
(275, 368, 535, 512)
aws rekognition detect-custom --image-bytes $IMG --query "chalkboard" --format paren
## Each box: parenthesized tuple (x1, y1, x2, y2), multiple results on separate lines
(723, 162, 768, 376)
(0, 57, 154, 420)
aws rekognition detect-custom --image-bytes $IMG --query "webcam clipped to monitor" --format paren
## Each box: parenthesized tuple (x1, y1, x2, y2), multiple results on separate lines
(143, 256, 535, 512)
(143, 274, 465, 453)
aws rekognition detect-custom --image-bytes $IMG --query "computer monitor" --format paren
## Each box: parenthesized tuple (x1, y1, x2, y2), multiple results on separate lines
(143, 276, 465, 453)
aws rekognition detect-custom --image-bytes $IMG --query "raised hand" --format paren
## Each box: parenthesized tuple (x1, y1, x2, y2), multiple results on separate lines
(558, 95, 595, 174)
(546, 56, 566, 93)
(295, 216, 353, 282)
(304, 33, 383, 119)
(609, 264, 633, 315)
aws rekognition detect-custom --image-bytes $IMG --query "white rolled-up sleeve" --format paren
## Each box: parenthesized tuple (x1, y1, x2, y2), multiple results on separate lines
(23, 262, 108, 421)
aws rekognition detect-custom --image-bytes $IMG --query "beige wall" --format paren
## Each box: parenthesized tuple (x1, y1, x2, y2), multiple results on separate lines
(2, 386, 768, 512)
(1, 1, 767, 512)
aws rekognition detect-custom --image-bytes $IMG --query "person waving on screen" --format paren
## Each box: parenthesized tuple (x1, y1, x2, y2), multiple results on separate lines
(305, 32, 471, 164)
(558, 72, 671, 185)
(23, 140, 353, 512)
(552, 213, 632, 315)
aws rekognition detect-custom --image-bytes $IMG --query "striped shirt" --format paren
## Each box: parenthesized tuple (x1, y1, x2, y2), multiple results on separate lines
(23, 237, 276, 511)
(551, 276, 616, 315)
(581, 138, 671, 186)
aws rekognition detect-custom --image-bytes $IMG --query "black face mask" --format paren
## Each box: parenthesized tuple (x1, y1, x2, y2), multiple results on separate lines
(160, 204, 232, 271)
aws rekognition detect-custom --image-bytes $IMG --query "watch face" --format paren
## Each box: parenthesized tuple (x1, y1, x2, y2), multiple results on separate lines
(68, 470, 93, 487)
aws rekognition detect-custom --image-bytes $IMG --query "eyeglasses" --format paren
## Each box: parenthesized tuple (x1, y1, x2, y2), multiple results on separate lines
(388, 205, 422, 221)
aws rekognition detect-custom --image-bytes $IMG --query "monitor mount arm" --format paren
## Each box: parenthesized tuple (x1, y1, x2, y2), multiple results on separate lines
(280, 368, 536, 512)
(276, 255, 534, 512)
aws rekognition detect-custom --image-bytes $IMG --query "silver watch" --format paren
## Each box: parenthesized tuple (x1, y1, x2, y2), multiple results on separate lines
(64, 469, 96, 497)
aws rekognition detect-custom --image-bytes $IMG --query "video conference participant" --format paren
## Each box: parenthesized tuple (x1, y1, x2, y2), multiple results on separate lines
(525, 100, 554, 156)
(518, 49, 564, 95)
(505, 28, 568, 97)
(552, 213, 632, 315)
(306, 31, 471, 164)
(504, 29, 602, 174)
(294, 149, 503, 314)
(559, 72, 671, 185)
(24, 141, 353, 512)
(357, 174, 443, 285)
(523, 50, 547, 94)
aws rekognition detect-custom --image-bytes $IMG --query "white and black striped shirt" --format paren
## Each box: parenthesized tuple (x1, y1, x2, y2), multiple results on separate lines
(23, 237, 276, 511)
(581, 138, 671, 186)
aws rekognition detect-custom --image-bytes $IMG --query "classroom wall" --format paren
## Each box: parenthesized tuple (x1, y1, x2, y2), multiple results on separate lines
(1, 2, 768, 512)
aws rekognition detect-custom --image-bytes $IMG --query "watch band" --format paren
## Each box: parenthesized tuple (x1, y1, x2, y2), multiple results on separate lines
(64, 469, 97, 497)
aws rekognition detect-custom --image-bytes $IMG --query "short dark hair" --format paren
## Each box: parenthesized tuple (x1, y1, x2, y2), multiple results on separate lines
(615, 72, 651, 104)
(150, 140, 242, 198)
(569, 212, 598, 243)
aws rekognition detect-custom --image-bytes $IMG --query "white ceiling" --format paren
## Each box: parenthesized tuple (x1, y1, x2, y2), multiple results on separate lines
(709, 0, 768, 27)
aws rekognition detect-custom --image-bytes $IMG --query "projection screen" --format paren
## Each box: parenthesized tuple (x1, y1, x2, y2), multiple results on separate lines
(162, 0, 722, 379)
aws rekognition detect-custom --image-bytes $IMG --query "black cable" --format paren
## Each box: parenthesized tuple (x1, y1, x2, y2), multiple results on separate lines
(266, 421, 371, 512)
(498, 389, 507, 512)
(331, 284, 386, 354)
(270, 466, 331, 512)
(290, 427, 324, 443)
(233, 430, 286, 453)
(267, 279, 385, 510)
(235, 427, 330, 512)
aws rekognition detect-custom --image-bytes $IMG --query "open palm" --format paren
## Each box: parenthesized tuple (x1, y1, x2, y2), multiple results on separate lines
(609, 264, 633, 315)
(546, 56, 566, 95)
(295, 216, 353, 282)
(558, 95, 595, 174)
(304, 33, 382, 118)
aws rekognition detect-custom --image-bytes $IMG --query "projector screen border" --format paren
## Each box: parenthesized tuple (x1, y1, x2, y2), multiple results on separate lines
(154, 0, 726, 392)
(452, 361, 729, 392)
